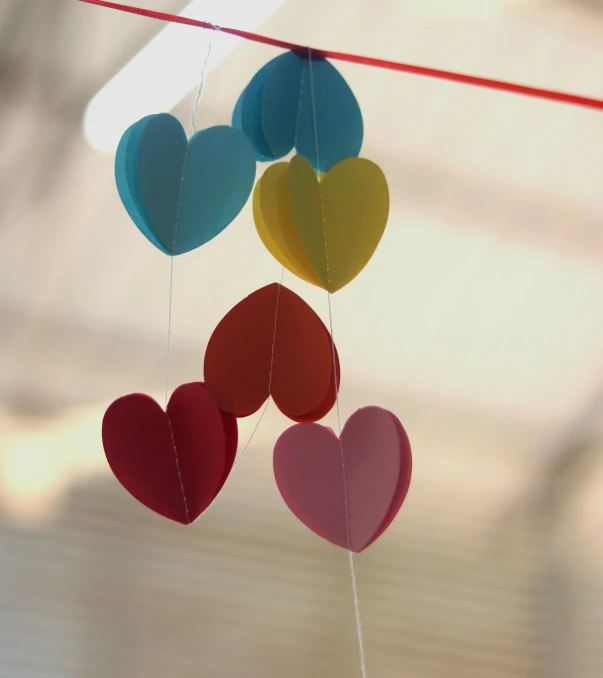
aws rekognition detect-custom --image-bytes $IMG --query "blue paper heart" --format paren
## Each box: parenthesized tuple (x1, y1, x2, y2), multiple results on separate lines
(115, 114, 256, 255)
(232, 52, 363, 173)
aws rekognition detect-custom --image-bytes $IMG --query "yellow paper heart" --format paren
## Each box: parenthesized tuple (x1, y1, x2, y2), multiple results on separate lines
(289, 155, 389, 292)
(253, 163, 322, 286)
(253, 155, 389, 292)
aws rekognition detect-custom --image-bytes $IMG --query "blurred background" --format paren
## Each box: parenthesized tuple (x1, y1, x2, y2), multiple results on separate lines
(1, 0, 603, 675)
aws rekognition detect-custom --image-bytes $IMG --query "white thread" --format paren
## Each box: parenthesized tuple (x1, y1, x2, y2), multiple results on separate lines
(231, 50, 304, 472)
(308, 48, 368, 678)
(232, 399, 271, 471)
(164, 254, 176, 406)
(349, 549, 368, 671)
(189, 42, 213, 137)
(232, 54, 303, 469)
(164, 40, 213, 405)
(163, 39, 213, 524)
(235, 53, 312, 471)
(294, 56, 307, 147)
(232, 266, 285, 470)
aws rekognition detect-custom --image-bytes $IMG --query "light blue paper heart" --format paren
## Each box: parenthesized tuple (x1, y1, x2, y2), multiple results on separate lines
(115, 114, 256, 255)
(232, 57, 280, 162)
(232, 52, 363, 173)
(116, 115, 170, 253)
(261, 51, 306, 159)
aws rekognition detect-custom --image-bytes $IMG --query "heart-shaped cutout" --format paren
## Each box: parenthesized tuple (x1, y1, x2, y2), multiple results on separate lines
(204, 283, 340, 421)
(232, 51, 363, 173)
(254, 155, 389, 292)
(102, 382, 237, 524)
(273, 407, 411, 552)
(115, 114, 256, 255)
(253, 163, 323, 287)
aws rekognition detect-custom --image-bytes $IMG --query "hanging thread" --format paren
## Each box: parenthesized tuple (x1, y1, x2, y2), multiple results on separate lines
(232, 266, 285, 469)
(164, 40, 213, 406)
(308, 48, 369, 678)
(162, 39, 213, 524)
(232, 32, 307, 470)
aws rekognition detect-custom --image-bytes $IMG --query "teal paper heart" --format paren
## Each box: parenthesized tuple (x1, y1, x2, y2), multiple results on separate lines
(115, 114, 256, 255)
(232, 52, 363, 173)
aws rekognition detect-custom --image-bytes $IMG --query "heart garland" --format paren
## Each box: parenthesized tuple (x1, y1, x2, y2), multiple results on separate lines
(106, 50, 412, 549)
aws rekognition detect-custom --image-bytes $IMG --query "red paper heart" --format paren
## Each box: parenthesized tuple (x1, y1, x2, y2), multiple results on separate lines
(273, 407, 412, 552)
(204, 283, 340, 421)
(102, 382, 237, 524)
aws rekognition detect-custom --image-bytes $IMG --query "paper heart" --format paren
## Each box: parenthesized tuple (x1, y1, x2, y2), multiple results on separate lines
(273, 407, 412, 552)
(253, 162, 322, 287)
(102, 382, 237, 524)
(115, 114, 256, 254)
(232, 51, 363, 173)
(254, 155, 389, 292)
(204, 283, 340, 421)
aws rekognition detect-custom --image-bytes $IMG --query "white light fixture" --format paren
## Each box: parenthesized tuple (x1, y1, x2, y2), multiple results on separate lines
(83, 0, 286, 153)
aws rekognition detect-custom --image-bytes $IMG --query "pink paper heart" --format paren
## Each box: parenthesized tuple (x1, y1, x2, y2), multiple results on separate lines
(273, 406, 412, 552)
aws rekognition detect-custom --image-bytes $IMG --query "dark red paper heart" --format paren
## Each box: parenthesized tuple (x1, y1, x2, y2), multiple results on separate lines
(102, 382, 237, 524)
(204, 283, 340, 421)
(273, 406, 412, 552)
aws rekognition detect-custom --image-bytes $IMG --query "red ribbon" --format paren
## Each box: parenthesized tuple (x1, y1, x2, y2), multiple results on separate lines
(80, 0, 603, 112)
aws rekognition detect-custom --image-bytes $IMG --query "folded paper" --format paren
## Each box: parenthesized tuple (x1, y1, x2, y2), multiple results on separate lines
(273, 406, 412, 552)
(204, 283, 340, 421)
(254, 155, 389, 292)
(102, 382, 237, 524)
(233, 51, 363, 173)
(252, 163, 322, 285)
(116, 114, 256, 254)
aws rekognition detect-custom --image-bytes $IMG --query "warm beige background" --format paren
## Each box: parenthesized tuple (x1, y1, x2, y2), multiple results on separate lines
(1, 0, 603, 676)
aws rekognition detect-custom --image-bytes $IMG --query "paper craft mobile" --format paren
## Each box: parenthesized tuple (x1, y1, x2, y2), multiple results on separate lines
(76, 0, 603, 672)
(105, 49, 412, 547)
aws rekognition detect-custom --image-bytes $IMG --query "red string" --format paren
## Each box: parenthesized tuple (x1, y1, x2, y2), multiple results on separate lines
(80, 0, 603, 112)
